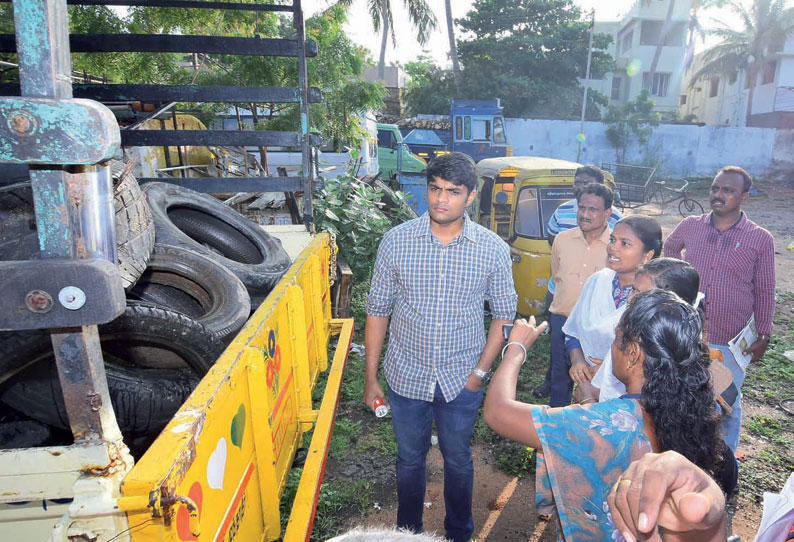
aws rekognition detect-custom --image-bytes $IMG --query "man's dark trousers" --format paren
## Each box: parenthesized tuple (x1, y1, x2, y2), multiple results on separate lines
(549, 313, 572, 407)
(388, 382, 482, 542)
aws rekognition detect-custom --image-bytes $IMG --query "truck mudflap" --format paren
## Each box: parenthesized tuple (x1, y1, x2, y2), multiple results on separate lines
(117, 232, 354, 542)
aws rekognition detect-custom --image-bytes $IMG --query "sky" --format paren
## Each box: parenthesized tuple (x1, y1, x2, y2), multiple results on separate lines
(304, 0, 749, 68)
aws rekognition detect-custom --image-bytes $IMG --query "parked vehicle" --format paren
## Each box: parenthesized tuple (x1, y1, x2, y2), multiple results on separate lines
(450, 99, 512, 162)
(0, 1, 352, 541)
(401, 99, 512, 166)
(471, 156, 580, 316)
(376, 122, 427, 180)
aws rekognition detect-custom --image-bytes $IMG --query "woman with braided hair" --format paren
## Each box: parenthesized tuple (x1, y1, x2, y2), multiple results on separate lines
(484, 290, 724, 542)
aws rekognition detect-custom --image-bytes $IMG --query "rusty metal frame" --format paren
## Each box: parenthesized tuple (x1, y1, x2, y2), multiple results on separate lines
(12, 0, 125, 445)
(2, 0, 320, 218)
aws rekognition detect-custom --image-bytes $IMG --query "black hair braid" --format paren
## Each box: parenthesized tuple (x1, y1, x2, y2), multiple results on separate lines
(618, 290, 722, 476)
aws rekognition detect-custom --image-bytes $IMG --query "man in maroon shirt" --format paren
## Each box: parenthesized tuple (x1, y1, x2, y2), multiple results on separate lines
(664, 166, 775, 453)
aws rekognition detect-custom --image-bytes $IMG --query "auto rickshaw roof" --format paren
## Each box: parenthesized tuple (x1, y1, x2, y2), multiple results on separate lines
(475, 156, 582, 181)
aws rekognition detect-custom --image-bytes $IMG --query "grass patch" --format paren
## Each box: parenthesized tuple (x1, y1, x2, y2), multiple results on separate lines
(745, 414, 782, 440)
(355, 419, 398, 457)
(329, 418, 362, 460)
(496, 442, 537, 478)
(738, 448, 794, 504)
(281, 468, 373, 541)
(339, 353, 367, 406)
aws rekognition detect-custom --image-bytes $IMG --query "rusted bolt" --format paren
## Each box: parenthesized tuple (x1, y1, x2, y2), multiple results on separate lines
(25, 290, 54, 313)
(87, 393, 103, 412)
(8, 111, 36, 136)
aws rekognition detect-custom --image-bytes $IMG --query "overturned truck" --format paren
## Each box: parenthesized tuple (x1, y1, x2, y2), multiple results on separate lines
(0, 1, 353, 541)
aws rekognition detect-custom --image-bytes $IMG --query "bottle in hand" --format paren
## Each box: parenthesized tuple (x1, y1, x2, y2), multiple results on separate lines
(373, 397, 389, 418)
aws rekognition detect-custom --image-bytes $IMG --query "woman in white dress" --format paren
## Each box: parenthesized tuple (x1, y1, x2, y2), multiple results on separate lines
(564, 215, 662, 399)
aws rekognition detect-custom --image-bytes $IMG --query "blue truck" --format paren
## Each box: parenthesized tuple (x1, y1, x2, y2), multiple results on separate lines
(402, 99, 512, 164)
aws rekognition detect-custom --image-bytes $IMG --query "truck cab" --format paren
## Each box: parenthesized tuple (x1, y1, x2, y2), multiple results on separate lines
(376, 123, 426, 179)
(450, 100, 512, 163)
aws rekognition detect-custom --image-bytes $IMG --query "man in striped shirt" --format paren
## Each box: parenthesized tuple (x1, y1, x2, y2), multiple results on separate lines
(533, 166, 623, 397)
(664, 166, 775, 453)
(365, 153, 517, 542)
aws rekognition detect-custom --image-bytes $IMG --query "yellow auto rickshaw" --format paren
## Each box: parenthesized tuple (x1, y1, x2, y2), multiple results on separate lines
(471, 156, 582, 316)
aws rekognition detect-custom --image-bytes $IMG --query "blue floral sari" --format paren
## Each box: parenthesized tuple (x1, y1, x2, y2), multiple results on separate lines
(531, 399, 652, 542)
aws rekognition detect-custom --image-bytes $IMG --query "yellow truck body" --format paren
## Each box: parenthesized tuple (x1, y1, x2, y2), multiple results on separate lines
(0, 232, 353, 542)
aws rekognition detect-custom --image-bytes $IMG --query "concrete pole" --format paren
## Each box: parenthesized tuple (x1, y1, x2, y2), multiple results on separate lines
(577, 10, 596, 163)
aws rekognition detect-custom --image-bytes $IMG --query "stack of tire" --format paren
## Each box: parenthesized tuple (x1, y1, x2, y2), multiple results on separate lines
(0, 161, 291, 454)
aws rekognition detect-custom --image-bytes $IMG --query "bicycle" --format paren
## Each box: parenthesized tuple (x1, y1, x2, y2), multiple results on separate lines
(648, 179, 705, 217)
(602, 164, 705, 217)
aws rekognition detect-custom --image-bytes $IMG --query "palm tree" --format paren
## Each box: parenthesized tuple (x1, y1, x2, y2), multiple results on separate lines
(646, 0, 678, 84)
(684, 0, 722, 70)
(350, 0, 437, 80)
(693, 0, 794, 126)
(444, 0, 462, 95)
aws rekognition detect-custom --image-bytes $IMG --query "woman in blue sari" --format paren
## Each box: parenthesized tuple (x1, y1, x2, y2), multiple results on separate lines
(484, 290, 724, 542)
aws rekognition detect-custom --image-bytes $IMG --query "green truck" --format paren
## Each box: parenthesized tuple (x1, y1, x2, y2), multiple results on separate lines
(376, 123, 427, 179)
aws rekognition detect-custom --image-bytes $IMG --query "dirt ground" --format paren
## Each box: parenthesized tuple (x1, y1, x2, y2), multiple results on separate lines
(341, 182, 794, 542)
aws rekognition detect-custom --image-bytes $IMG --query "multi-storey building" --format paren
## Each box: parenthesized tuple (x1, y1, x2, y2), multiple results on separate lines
(679, 38, 794, 128)
(584, 0, 690, 116)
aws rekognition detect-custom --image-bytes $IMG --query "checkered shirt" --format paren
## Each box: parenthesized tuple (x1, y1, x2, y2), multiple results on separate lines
(663, 212, 775, 345)
(547, 199, 623, 294)
(366, 212, 517, 402)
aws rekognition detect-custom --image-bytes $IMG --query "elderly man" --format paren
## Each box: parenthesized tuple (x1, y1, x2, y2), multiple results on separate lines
(548, 183, 614, 407)
(664, 166, 775, 453)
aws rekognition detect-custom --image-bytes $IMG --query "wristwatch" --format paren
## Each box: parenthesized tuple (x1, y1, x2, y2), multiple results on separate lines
(472, 368, 492, 381)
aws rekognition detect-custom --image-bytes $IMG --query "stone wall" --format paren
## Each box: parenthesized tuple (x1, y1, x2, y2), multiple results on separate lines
(504, 118, 791, 179)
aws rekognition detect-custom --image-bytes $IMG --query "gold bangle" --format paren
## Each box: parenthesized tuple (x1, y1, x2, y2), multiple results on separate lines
(579, 397, 596, 405)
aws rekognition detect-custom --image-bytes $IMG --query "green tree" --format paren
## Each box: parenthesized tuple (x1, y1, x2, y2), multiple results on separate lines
(402, 56, 456, 115)
(455, 0, 614, 118)
(693, 0, 794, 126)
(61, 3, 381, 152)
(603, 89, 661, 163)
(251, 6, 385, 151)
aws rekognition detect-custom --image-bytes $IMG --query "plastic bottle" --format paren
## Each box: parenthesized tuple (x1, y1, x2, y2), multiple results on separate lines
(373, 397, 389, 418)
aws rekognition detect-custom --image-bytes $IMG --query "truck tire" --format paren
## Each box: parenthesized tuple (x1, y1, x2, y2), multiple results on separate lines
(128, 244, 251, 340)
(0, 302, 224, 438)
(111, 160, 156, 289)
(142, 183, 290, 303)
(0, 160, 155, 290)
(2, 361, 198, 439)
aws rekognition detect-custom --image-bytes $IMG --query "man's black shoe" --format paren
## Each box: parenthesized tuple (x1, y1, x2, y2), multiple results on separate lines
(533, 381, 551, 398)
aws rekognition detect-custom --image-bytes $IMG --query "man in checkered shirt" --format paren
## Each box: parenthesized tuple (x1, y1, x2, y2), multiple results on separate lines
(365, 152, 517, 542)
(664, 166, 775, 454)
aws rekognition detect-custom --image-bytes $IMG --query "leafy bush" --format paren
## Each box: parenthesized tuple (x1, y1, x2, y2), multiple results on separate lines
(313, 175, 413, 281)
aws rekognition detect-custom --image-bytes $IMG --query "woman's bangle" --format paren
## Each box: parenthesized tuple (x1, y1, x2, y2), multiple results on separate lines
(579, 397, 597, 405)
(501, 341, 527, 365)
